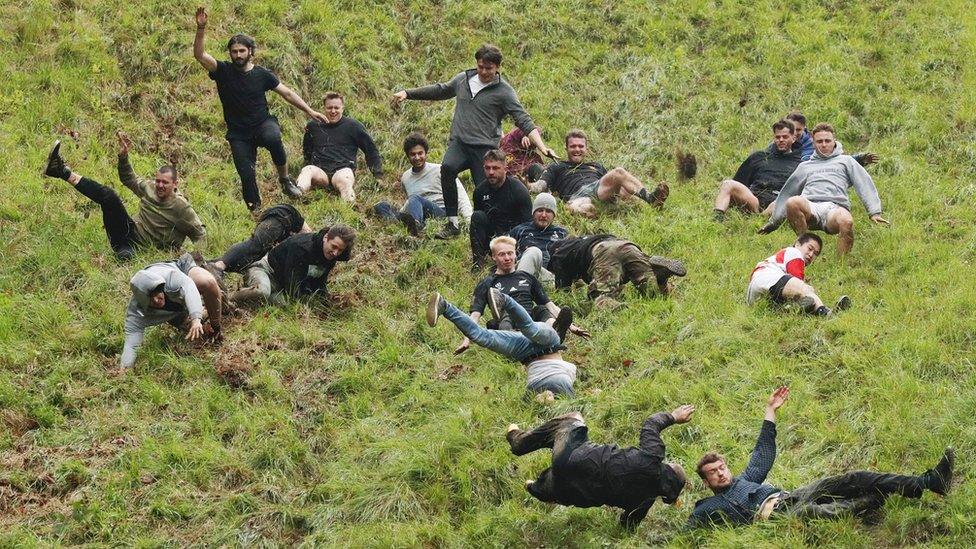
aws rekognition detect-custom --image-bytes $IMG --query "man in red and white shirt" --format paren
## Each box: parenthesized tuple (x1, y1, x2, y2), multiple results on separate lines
(747, 233, 849, 315)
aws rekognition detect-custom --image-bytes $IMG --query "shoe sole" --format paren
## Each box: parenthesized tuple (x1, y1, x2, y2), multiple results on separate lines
(45, 140, 63, 176)
(553, 308, 573, 341)
(649, 256, 686, 277)
(426, 293, 442, 327)
(488, 289, 504, 321)
(651, 183, 669, 207)
(398, 212, 421, 237)
(934, 447, 955, 495)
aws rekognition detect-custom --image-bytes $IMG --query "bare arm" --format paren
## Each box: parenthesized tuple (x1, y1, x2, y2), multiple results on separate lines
(525, 128, 558, 160)
(192, 7, 218, 72)
(273, 84, 328, 124)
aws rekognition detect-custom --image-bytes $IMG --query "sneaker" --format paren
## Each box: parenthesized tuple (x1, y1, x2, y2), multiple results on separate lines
(44, 140, 71, 180)
(553, 307, 573, 342)
(649, 256, 687, 286)
(470, 257, 487, 275)
(397, 211, 422, 237)
(926, 447, 955, 495)
(487, 288, 505, 322)
(246, 200, 262, 213)
(434, 221, 461, 240)
(834, 295, 852, 312)
(534, 390, 556, 404)
(649, 183, 669, 207)
(426, 292, 446, 327)
(796, 295, 818, 313)
(279, 176, 302, 198)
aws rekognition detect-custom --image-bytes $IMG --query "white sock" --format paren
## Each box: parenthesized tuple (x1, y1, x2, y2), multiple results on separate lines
(448, 216, 459, 225)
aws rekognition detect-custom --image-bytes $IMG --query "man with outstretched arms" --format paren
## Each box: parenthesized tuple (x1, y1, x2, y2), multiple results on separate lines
(530, 130, 669, 218)
(123, 253, 223, 370)
(391, 44, 557, 239)
(748, 233, 850, 316)
(505, 405, 694, 528)
(688, 386, 954, 527)
(296, 92, 383, 203)
(470, 149, 533, 271)
(507, 193, 568, 283)
(193, 6, 327, 211)
(43, 132, 206, 261)
(760, 123, 889, 255)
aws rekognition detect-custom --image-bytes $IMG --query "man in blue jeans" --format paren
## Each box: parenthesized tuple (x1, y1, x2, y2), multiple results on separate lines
(427, 288, 576, 397)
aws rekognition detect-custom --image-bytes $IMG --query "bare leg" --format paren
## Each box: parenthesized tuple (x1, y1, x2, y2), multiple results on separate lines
(780, 277, 824, 310)
(330, 167, 357, 203)
(596, 167, 644, 200)
(566, 197, 597, 218)
(714, 179, 760, 213)
(296, 165, 331, 193)
(786, 196, 813, 235)
(824, 208, 855, 256)
(188, 266, 222, 329)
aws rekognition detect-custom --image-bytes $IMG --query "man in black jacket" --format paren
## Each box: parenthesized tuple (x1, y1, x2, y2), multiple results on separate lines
(228, 224, 355, 305)
(548, 235, 686, 309)
(506, 405, 694, 528)
(207, 204, 311, 275)
(471, 149, 533, 271)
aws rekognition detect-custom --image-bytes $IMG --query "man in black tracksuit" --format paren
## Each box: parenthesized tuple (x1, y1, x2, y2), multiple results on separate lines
(392, 44, 556, 239)
(506, 405, 694, 528)
(209, 204, 311, 276)
(470, 150, 532, 271)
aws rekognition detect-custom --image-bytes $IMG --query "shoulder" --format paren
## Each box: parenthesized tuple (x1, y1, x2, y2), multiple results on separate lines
(209, 60, 230, 77)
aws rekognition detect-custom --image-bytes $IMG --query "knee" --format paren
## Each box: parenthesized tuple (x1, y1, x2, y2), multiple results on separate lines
(470, 210, 488, 226)
(523, 246, 542, 260)
(836, 216, 854, 234)
(719, 179, 737, 192)
(786, 196, 806, 211)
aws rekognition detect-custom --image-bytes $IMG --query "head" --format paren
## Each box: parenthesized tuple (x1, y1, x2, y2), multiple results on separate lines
(227, 34, 256, 67)
(153, 166, 178, 200)
(489, 236, 517, 273)
(322, 92, 344, 123)
(323, 224, 356, 261)
(403, 132, 429, 170)
(148, 284, 166, 309)
(483, 149, 508, 187)
(794, 232, 823, 265)
(564, 130, 588, 163)
(785, 111, 807, 140)
(129, 270, 167, 311)
(771, 120, 796, 152)
(659, 462, 688, 505)
(811, 123, 836, 156)
(532, 193, 557, 229)
(697, 452, 733, 492)
(474, 44, 502, 83)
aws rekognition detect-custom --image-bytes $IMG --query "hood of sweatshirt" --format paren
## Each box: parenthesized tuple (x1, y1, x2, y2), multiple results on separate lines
(810, 140, 845, 161)
(130, 269, 166, 311)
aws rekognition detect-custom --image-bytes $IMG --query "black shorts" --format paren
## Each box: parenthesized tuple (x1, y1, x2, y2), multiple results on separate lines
(756, 190, 778, 210)
(769, 275, 793, 304)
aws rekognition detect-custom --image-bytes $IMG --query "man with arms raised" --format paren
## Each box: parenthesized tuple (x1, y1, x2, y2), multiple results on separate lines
(689, 386, 954, 527)
(531, 130, 669, 218)
(194, 7, 327, 211)
(748, 233, 849, 316)
(760, 123, 889, 255)
(392, 44, 557, 238)
(470, 149, 532, 271)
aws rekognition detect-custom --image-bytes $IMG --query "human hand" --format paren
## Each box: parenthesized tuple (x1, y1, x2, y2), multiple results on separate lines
(309, 110, 329, 124)
(391, 91, 408, 107)
(520, 135, 532, 149)
(454, 338, 470, 355)
(195, 6, 208, 28)
(671, 404, 695, 423)
(116, 131, 133, 156)
(758, 222, 777, 235)
(186, 318, 204, 341)
(541, 147, 559, 160)
(569, 324, 591, 338)
(861, 152, 879, 166)
(870, 214, 890, 226)
(765, 386, 789, 412)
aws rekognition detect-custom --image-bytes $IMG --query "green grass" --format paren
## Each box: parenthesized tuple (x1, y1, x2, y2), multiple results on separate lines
(2, 0, 976, 546)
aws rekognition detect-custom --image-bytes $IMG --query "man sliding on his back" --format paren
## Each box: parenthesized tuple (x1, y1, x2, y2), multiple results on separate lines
(747, 233, 850, 316)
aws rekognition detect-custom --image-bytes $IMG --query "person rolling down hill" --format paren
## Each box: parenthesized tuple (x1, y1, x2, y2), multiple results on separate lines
(205, 203, 311, 277)
(747, 232, 850, 316)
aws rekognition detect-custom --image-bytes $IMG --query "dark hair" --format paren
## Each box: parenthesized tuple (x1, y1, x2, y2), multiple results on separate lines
(475, 44, 503, 66)
(785, 111, 807, 126)
(323, 91, 343, 103)
(796, 232, 823, 249)
(402, 132, 429, 155)
(565, 129, 588, 146)
(227, 34, 256, 54)
(150, 283, 165, 296)
(483, 149, 507, 164)
(771, 119, 795, 134)
(158, 165, 178, 181)
(810, 123, 835, 138)
(696, 452, 726, 479)
(326, 224, 357, 248)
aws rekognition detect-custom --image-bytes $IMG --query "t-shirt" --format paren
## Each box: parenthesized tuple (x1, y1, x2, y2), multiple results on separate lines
(208, 61, 280, 133)
(539, 161, 608, 198)
(471, 271, 549, 315)
(468, 73, 490, 97)
(473, 176, 533, 234)
(400, 162, 473, 220)
(751, 247, 805, 280)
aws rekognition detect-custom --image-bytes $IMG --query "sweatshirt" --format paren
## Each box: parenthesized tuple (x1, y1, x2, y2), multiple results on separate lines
(267, 228, 352, 297)
(548, 234, 618, 288)
(405, 69, 535, 147)
(400, 162, 473, 221)
(302, 116, 383, 177)
(508, 221, 569, 267)
(733, 144, 803, 194)
(118, 155, 207, 250)
(767, 142, 883, 228)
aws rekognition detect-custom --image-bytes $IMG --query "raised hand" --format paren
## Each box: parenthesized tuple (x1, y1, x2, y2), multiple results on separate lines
(195, 7, 208, 28)
(766, 386, 789, 412)
(116, 131, 133, 156)
(861, 152, 880, 166)
(670, 404, 695, 423)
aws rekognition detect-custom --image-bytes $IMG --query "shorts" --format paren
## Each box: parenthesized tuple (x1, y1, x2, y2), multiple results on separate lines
(747, 270, 793, 305)
(756, 190, 778, 210)
(808, 201, 843, 231)
(568, 180, 600, 201)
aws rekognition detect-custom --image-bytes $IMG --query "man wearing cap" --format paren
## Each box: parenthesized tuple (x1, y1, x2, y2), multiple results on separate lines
(506, 405, 695, 528)
(508, 192, 568, 283)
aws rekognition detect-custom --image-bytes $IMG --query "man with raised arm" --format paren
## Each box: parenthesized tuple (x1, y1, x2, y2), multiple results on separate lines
(688, 386, 954, 527)
(391, 44, 557, 239)
(530, 130, 669, 218)
(759, 123, 889, 255)
(747, 233, 850, 316)
(296, 91, 383, 203)
(43, 133, 206, 261)
(193, 6, 327, 211)
(506, 405, 694, 528)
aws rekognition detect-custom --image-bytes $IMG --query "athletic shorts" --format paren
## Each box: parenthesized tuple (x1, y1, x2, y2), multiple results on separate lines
(568, 180, 600, 201)
(747, 269, 793, 305)
(755, 190, 778, 210)
(808, 201, 842, 231)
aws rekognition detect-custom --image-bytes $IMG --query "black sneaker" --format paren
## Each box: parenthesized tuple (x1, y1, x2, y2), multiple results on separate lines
(487, 288, 505, 322)
(279, 176, 301, 198)
(470, 257, 486, 275)
(649, 256, 686, 286)
(434, 221, 461, 240)
(553, 307, 573, 342)
(926, 447, 955, 496)
(426, 293, 446, 326)
(44, 140, 70, 180)
(246, 200, 262, 213)
(397, 211, 422, 237)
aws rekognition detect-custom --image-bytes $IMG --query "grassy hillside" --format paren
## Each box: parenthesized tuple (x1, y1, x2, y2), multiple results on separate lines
(2, 0, 976, 546)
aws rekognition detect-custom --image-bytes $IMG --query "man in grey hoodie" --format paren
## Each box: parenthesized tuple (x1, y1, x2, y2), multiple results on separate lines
(759, 123, 889, 255)
(391, 44, 557, 239)
(122, 253, 223, 370)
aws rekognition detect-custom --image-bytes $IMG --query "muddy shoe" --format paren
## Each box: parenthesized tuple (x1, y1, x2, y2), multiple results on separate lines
(638, 183, 669, 207)
(834, 295, 852, 312)
(426, 292, 446, 326)
(534, 390, 555, 404)
(553, 307, 573, 342)
(279, 176, 301, 198)
(397, 211, 422, 237)
(434, 221, 461, 240)
(649, 256, 687, 287)
(44, 140, 71, 180)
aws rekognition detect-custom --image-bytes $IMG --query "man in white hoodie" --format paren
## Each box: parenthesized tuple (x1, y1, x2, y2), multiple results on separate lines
(759, 123, 889, 255)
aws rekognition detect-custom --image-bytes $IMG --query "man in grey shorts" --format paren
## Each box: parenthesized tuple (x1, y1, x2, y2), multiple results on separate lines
(530, 130, 669, 218)
(760, 123, 889, 255)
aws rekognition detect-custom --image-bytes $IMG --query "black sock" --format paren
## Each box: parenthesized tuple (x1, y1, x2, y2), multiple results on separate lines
(636, 188, 651, 202)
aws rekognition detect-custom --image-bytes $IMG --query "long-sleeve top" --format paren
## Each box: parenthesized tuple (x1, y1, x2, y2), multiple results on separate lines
(508, 221, 569, 267)
(473, 176, 532, 234)
(795, 130, 814, 161)
(548, 234, 618, 288)
(302, 117, 383, 177)
(267, 228, 351, 297)
(687, 420, 780, 528)
(733, 144, 803, 195)
(405, 69, 535, 147)
(499, 127, 544, 177)
(118, 155, 207, 250)
(400, 162, 473, 220)
(767, 142, 883, 228)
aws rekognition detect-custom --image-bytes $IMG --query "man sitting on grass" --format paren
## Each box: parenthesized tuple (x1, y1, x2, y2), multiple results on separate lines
(508, 193, 568, 283)
(688, 386, 954, 527)
(747, 233, 850, 316)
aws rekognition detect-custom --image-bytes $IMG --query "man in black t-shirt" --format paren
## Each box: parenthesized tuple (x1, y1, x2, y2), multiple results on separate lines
(193, 7, 328, 211)
(471, 149, 533, 271)
(530, 130, 669, 218)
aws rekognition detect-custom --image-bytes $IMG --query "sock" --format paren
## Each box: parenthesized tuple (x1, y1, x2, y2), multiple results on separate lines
(636, 188, 652, 203)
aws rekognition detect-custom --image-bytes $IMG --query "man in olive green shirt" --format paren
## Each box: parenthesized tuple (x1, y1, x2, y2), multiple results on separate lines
(44, 132, 206, 260)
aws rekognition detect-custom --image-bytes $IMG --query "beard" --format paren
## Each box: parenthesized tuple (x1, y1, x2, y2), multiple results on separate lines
(232, 54, 251, 67)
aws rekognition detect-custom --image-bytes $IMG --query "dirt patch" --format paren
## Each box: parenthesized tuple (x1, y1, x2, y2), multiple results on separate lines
(437, 363, 468, 381)
(0, 409, 39, 437)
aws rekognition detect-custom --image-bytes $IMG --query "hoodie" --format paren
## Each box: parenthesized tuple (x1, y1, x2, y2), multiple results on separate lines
(734, 143, 803, 195)
(267, 228, 352, 297)
(767, 141, 883, 228)
(121, 254, 204, 368)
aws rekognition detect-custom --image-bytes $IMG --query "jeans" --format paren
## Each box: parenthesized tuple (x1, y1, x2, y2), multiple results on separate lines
(227, 117, 287, 209)
(441, 140, 493, 217)
(444, 292, 560, 363)
(75, 177, 141, 260)
(374, 196, 446, 226)
(218, 216, 292, 273)
(776, 471, 926, 519)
